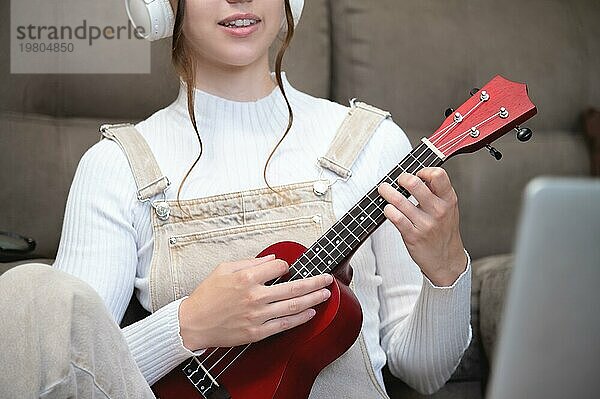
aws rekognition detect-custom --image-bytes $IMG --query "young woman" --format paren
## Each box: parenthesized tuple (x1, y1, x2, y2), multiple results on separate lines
(0, 0, 471, 397)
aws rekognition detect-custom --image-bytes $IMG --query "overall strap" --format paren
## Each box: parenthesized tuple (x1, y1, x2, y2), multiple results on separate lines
(99, 123, 170, 202)
(318, 100, 391, 180)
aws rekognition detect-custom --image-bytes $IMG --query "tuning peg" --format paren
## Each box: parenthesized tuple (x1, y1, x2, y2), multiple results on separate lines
(470, 88, 480, 97)
(444, 108, 455, 118)
(515, 126, 533, 142)
(485, 145, 503, 160)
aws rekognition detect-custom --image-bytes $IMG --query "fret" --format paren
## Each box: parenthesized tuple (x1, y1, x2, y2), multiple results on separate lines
(382, 174, 396, 185)
(407, 151, 426, 169)
(344, 214, 362, 236)
(348, 207, 370, 231)
(297, 253, 325, 277)
(357, 193, 376, 212)
(336, 222, 361, 244)
(290, 263, 313, 279)
(362, 194, 385, 216)
(318, 235, 344, 261)
(308, 246, 329, 274)
(314, 231, 347, 265)
(348, 207, 376, 235)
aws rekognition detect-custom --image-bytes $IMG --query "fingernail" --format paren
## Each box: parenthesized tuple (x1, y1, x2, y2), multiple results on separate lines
(323, 274, 333, 284)
(308, 309, 317, 318)
(323, 289, 331, 300)
(259, 254, 276, 260)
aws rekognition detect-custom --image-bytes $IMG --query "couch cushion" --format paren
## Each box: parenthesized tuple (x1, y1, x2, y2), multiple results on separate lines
(448, 132, 589, 259)
(330, 0, 600, 141)
(472, 254, 515, 363)
(383, 368, 483, 399)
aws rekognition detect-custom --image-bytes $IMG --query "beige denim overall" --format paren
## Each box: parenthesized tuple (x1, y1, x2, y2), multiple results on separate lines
(100, 101, 392, 399)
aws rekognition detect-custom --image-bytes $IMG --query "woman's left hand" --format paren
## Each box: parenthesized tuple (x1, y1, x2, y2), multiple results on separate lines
(378, 167, 468, 287)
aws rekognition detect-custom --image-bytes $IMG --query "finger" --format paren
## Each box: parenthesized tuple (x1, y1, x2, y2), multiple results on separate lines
(416, 167, 455, 202)
(226, 254, 276, 273)
(262, 288, 330, 321)
(242, 259, 290, 284)
(396, 172, 441, 213)
(378, 182, 428, 227)
(255, 308, 317, 341)
(383, 204, 418, 236)
(263, 273, 333, 302)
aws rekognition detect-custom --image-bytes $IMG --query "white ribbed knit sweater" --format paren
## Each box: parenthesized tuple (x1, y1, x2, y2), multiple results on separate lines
(53, 73, 472, 395)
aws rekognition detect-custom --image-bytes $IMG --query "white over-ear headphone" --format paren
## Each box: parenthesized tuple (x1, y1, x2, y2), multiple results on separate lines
(125, 0, 305, 42)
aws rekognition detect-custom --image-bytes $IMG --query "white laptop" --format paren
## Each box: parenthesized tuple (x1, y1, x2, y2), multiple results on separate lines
(487, 177, 600, 399)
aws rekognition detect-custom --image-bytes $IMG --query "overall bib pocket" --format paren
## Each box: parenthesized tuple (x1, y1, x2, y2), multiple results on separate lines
(167, 215, 324, 299)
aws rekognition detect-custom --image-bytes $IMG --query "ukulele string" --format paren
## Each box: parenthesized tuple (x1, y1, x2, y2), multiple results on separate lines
(437, 111, 502, 154)
(430, 95, 487, 146)
(194, 145, 442, 380)
(284, 143, 437, 282)
(429, 120, 458, 144)
(199, 149, 443, 383)
(199, 91, 501, 380)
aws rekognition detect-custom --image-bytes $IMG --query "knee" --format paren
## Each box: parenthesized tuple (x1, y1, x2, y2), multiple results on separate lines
(0, 263, 54, 296)
(0, 263, 104, 313)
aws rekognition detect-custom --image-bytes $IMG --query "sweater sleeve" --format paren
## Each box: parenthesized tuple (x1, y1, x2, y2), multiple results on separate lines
(371, 120, 472, 395)
(53, 139, 197, 385)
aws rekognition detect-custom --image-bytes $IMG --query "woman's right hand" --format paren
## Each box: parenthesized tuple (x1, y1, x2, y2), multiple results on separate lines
(178, 254, 333, 351)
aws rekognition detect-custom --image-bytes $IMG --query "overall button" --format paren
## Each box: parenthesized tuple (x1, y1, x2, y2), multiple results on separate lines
(153, 201, 171, 221)
(313, 180, 330, 196)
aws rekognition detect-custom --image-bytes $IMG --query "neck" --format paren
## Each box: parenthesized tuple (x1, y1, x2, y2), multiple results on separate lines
(192, 52, 276, 102)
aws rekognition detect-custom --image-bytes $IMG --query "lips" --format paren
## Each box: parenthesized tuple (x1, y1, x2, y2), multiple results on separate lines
(218, 13, 262, 28)
(218, 13, 262, 38)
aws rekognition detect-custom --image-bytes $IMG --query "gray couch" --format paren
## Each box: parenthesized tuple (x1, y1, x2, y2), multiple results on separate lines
(1, 0, 597, 397)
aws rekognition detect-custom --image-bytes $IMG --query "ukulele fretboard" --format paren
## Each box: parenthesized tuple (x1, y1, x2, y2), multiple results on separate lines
(288, 142, 443, 280)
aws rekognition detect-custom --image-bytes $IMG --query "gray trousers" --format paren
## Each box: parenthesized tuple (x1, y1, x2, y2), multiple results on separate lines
(0, 263, 155, 399)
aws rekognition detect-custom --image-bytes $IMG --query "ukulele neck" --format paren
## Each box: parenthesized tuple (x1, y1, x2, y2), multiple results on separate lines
(289, 141, 443, 280)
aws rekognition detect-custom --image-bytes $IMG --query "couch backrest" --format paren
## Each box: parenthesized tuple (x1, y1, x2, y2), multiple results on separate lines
(329, 0, 600, 137)
(0, 0, 331, 257)
(1, 0, 596, 259)
(328, 0, 597, 257)
(0, 0, 331, 119)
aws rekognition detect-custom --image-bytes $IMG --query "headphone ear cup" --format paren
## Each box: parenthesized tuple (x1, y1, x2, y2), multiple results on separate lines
(125, 0, 174, 41)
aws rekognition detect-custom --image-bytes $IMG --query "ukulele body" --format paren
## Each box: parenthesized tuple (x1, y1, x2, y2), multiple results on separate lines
(152, 241, 363, 399)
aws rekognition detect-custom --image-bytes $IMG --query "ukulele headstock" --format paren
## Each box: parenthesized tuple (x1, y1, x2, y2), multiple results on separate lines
(427, 75, 537, 160)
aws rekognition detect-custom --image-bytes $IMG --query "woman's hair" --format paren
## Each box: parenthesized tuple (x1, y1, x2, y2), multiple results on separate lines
(171, 0, 296, 210)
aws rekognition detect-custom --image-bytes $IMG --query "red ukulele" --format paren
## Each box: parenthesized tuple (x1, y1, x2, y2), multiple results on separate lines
(152, 75, 537, 399)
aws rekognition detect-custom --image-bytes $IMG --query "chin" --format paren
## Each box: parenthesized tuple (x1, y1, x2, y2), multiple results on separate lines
(216, 47, 267, 68)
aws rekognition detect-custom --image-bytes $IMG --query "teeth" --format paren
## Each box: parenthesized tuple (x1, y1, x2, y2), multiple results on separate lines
(224, 18, 257, 27)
